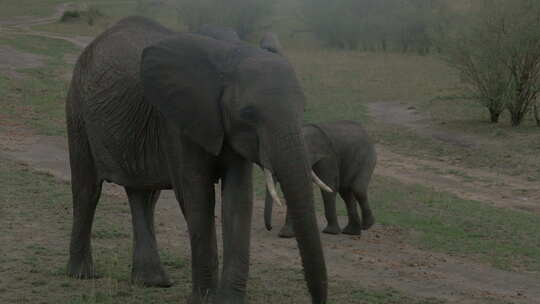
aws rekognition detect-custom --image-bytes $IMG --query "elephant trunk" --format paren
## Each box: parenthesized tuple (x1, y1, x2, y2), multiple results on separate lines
(264, 169, 333, 232)
(269, 127, 327, 303)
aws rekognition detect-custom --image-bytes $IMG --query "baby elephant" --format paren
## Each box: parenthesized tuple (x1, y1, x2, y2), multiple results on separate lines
(265, 120, 377, 238)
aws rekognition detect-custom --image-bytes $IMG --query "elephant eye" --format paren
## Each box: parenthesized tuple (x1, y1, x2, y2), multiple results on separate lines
(240, 106, 259, 123)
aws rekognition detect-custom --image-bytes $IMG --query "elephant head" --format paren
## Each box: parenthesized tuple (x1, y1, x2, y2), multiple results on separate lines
(140, 34, 327, 303)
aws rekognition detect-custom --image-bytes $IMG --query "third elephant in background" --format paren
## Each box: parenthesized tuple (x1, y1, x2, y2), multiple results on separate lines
(265, 120, 377, 238)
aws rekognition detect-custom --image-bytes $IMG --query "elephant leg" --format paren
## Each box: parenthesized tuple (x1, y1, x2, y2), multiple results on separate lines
(125, 188, 171, 287)
(160, 128, 218, 302)
(342, 189, 363, 235)
(278, 210, 295, 238)
(184, 184, 219, 303)
(355, 190, 375, 230)
(66, 126, 102, 279)
(218, 150, 253, 303)
(322, 190, 341, 235)
(350, 173, 375, 230)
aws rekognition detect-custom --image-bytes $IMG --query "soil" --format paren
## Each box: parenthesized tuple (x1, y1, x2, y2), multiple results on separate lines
(368, 101, 540, 214)
(1, 4, 539, 304)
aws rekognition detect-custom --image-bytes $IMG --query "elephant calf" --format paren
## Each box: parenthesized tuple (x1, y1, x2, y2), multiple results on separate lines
(265, 120, 377, 238)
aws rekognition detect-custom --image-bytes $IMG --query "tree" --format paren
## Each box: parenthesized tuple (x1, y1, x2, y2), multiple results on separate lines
(176, 0, 273, 39)
(441, 0, 540, 126)
(300, 0, 444, 52)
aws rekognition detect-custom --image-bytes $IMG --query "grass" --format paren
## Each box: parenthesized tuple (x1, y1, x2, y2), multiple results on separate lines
(0, 34, 77, 136)
(21, 0, 540, 180)
(32, 0, 185, 36)
(0, 0, 67, 18)
(254, 168, 540, 273)
(0, 34, 78, 59)
(0, 156, 445, 304)
(352, 175, 540, 272)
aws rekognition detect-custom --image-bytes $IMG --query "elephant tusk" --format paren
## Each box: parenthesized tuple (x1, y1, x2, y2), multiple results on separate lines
(311, 171, 334, 192)
(265, 169, 283, 207)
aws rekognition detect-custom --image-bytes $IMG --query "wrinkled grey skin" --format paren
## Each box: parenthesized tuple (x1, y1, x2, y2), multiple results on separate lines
(65, 17, 327, 304)
(197, 24, 241, 42)
(264, 121, 377, 238)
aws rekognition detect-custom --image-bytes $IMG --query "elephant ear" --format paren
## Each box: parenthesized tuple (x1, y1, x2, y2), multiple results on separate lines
(141, 34, 230, 156)
(303, 124, 333, 167)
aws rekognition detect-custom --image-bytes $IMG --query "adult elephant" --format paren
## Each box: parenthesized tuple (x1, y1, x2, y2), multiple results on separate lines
(65, 17, 327, 303)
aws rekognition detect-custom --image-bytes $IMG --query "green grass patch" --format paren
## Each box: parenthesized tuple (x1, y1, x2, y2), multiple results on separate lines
(254, 169, 540, 273)
(368, 175, 540, 272)
(0, 155, 446, 303)
(0, 35, 77, 136)
(0, 68, 69, 136)
(0, 0, 67, 18)
(0, 34, 78, 60)
(33, 0, 185, 37)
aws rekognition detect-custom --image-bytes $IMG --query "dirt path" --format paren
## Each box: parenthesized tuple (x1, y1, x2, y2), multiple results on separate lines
(369, 101, 540, 214)
(1, 2, 94, 48)
(1, 4, 540, 303)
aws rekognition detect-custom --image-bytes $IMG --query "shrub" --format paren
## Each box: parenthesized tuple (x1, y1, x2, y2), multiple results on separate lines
(441, 0, 540, 126)
(59, 7, 103, 26)
(85, 6, 103, 26)
(60, 10, 81, 22)
(176, 0, 274, 39)
(302, 0, 442, 53)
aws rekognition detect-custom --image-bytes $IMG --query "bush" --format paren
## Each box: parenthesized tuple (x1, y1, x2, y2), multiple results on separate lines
(302, 0, 443, 52)
(59, 7, 103, 26)
(85, 6, 103, 26)
(60, 10, 81, 22)
(176, 0, 274, 39)
(441, 0, 540, 126)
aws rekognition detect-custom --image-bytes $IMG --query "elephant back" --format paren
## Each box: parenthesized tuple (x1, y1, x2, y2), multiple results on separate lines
(315, 121, 376, 188)
(68, 17, 176, 185)
(75, 17, 175, 102)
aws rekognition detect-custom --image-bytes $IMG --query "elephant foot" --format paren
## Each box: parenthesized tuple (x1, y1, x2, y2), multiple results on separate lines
(131, 266, 172, 288)
(188, 290, 218, 304)
(214, 290, 246, 304)
(67, 256, 99, 279)
(322, 225, 341, 235)
(278, 225, 295, 238)
(362, 215, 375, 230)
(342, 223, 362, 236)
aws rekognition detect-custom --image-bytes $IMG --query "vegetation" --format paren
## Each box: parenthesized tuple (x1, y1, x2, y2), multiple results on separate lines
(441, 0, 540, 126)
(301, 0, 447, 53)
(60, 6, 103, 26)
(0, 156, 449, 304)
(60, 10, 81, 22)
(175, 0, 274, 39)
(368, 175, 540, 272)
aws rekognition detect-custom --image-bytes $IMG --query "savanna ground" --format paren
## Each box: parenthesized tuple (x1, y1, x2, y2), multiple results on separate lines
(0, 1, 539, 303)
